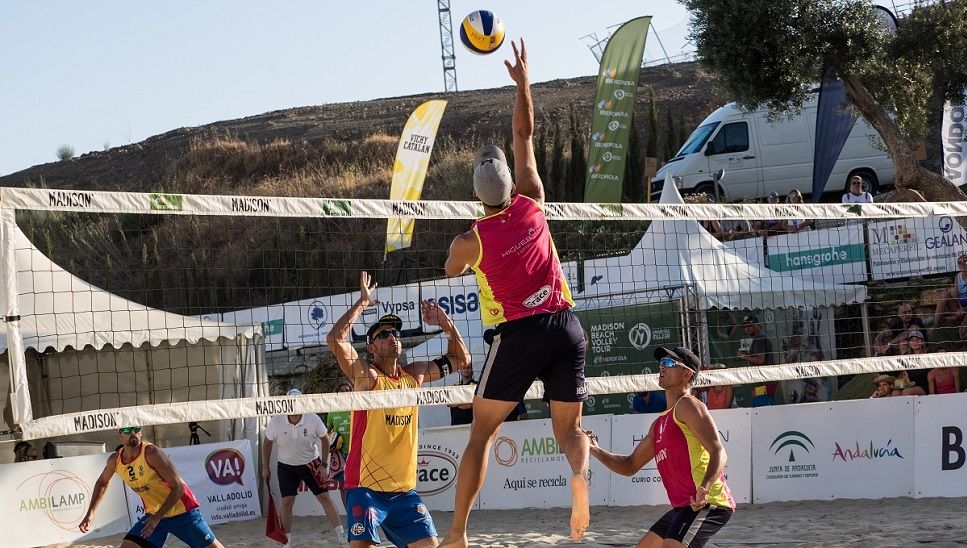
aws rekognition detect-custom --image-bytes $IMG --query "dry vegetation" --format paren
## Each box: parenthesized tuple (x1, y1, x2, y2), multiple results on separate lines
(4, 62, 723, 314)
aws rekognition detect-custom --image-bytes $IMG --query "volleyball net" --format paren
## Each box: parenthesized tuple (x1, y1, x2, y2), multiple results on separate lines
(2, 185, 966, 444)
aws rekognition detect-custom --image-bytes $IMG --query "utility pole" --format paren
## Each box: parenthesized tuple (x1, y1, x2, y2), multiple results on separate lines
(437, 0, 458, 92)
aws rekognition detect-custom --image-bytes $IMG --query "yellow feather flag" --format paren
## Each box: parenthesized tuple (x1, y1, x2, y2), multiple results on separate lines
(385, 99, 448, 253)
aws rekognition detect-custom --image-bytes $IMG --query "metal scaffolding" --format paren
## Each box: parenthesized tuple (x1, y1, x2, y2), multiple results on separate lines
(437, 0, 458, 92)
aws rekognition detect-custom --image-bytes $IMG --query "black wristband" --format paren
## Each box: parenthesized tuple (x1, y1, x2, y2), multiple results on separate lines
(433, 356, 452, 377)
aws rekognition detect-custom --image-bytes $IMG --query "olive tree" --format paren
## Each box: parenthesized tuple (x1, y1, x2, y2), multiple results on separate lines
(681, 0, 967, 201)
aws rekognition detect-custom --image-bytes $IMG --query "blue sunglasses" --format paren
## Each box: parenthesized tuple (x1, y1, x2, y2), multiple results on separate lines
(659, 357, 683, 368)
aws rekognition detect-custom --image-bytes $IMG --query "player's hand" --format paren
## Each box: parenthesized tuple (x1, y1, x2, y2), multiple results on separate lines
(79, 512, 94, 533)
(504, 38, 528, 86)
(583, 429, 599, 449)
(421, 299, 448, 327)
(141, 515, 161, 538)
(689, 486, 709, 511)
(359, 271, 378, 307)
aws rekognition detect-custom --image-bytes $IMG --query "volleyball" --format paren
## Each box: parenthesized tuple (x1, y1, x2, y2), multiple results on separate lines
(459, 10, 505, 55)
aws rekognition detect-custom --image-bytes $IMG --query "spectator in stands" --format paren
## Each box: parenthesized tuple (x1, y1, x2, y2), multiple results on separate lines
(870, 374, 896, 398)
(873, 302, 927, 357)
(754, 192, 782, 236)
(780, 190, 812, 233)
(631, 391, 667, 414)
(900, 330, 930, 388)
(933, 253, 967, 340)
(737, 314, 776, 406)
(718, 218, 754, 241)
(700, 363, 734, 410)
(891, 376, 926, 397)
(13, 441, 40, 462)
(842, 175, 874, 203)
(927, 348, 961, 394)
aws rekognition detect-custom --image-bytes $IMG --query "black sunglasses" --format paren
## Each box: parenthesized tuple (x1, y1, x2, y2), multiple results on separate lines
(120, 426, 142, 435)
(371, 329, 400, 342)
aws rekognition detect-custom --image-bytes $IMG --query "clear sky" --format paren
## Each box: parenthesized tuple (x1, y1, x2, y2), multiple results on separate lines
(0, 1, 692, 177)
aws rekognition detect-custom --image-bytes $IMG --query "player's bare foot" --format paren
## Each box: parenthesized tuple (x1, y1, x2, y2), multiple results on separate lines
(570, 473, 590, 541)
(439, 532, 469, 548)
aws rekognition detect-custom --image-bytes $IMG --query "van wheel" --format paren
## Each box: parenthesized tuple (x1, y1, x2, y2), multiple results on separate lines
(848, 170, 878, 195)
(692, 182, 724, 202)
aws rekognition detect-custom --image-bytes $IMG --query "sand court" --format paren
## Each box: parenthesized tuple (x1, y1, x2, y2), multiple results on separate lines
(55, 496, 967, 547)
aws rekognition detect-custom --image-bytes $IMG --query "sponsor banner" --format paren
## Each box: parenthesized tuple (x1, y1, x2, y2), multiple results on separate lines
(478, 415, 611, 509)
(385, 99, 448, 252)
(415, 425, 478, 512)
(0, 453, 130, 547)
(868, 215, 967, 280)
(752, 398, 914, 503)
(766, 224, 866, 282)
(126, 441, 259, 526)
(913, 393, 967, 498)
(221, 305, 286, 352)
(609, 409, 751, 507)
(942, 100, 967, 187)
(584, 17, 652, 203)
(575, 302, 683, 415)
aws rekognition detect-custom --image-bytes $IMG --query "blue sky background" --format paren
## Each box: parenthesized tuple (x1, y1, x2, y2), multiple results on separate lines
(0, 1, 692, 176)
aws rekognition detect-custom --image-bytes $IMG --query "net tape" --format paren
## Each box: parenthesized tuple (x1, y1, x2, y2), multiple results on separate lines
(4, 186, 962, 220)
(17, 352, 960, 440)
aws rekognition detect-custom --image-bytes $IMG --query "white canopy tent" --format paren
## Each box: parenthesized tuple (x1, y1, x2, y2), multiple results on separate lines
(0, 215, 266, 448)
(578, 183, 868, 310)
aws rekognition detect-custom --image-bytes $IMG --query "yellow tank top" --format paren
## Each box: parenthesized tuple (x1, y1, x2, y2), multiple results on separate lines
(115, 442, 199, 517)
(344, 370, 420, 492)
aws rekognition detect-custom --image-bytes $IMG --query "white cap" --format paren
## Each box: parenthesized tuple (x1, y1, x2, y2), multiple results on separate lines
(287, 388, 302, 396)
(474, 158, 514, 207)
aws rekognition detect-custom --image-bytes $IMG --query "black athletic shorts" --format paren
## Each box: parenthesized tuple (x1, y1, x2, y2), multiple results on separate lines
(277, 461, 327, 497)
(649, 504, 733, 548)
(477, 308, 587, 403)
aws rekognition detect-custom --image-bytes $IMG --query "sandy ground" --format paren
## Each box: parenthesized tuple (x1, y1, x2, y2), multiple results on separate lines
(56, 497, 967, 547)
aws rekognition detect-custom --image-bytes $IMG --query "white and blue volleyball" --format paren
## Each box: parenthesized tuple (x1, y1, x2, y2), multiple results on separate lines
(459, 10, 506, 55)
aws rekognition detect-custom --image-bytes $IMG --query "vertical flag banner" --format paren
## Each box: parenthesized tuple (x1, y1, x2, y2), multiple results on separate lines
(385, 99, 448, 253)
(811, 67, 857, 201)
(942, 99, 967, 187)
(584, 16, 651, 203)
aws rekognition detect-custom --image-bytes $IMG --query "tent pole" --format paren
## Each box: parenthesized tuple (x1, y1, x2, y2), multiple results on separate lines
(1, 208, 32, 424)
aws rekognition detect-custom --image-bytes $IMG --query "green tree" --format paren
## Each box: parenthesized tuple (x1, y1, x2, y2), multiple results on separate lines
(681, 0, 967, 201)
(646, 87, 659, 158)
(567, 104, 587, 202)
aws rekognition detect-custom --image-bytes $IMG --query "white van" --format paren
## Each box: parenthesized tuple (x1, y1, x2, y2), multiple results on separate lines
(651, 97, 894, 201)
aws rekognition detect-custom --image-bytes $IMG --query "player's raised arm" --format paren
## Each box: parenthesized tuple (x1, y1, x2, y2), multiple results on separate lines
(405, 299, 471, 382)
(327, 271, 378, 385)
(504, 38, 544, 203)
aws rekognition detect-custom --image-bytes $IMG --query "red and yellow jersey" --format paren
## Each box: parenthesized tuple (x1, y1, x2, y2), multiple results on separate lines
(471, 195, 573, 326)
(652, 401, 735, 510)
(344, 370, 420, 492)
(114, 442, 199, 517)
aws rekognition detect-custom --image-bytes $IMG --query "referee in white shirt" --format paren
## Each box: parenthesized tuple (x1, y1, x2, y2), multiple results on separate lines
(262, 389, 345, 546)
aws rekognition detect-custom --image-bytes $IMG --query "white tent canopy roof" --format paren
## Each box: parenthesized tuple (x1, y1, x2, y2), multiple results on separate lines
(1, 225, 257, 353)
(578, 183, 867, 310)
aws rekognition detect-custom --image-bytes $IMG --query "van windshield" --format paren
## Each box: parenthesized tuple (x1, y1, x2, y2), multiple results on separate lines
(674, 122, 719, 158)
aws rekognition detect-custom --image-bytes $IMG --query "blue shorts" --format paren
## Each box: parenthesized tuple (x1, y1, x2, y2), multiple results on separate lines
(345, 488, 436, 547)
(125, 508, 216, 548)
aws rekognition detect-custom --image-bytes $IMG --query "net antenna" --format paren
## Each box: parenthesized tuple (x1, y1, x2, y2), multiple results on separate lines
(437, 0, 458, 92)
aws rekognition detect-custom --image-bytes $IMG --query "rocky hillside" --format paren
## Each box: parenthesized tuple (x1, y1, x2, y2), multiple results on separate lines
(0, 62, 725, 314)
